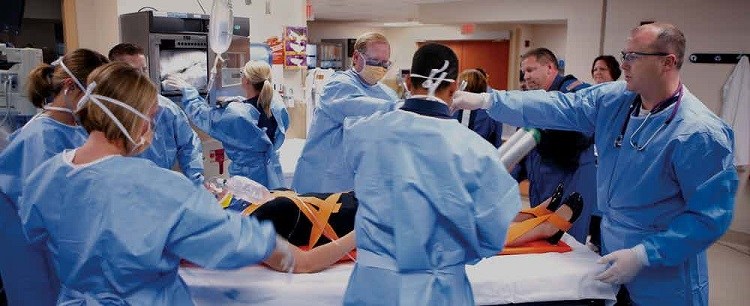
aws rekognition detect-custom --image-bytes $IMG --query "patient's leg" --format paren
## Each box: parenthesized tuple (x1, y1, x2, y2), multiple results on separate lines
(505, 204, 573, 247)
(264, 231, 356, 273)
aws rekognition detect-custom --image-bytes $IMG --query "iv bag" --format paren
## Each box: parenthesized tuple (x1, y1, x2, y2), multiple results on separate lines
(209, 0, 234, 55)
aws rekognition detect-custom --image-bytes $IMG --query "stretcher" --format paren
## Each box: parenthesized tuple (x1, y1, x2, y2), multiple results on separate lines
(180, 234, 617, 305)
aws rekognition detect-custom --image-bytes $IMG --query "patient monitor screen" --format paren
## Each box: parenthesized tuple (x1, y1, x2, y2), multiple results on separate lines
(159, 49, 208, 92)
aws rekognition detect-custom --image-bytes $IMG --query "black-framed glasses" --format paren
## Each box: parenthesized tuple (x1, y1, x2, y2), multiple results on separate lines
(358, 51, 392, 69)
(620, 51, 670, 63)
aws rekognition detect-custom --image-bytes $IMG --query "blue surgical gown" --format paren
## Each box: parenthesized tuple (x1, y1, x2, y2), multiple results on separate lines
(180, 87, 289, 189)
(137, 95, 204, 185)
(0, 115, 86, 306)
(19, 152, 277, 305)
(292, 69, 398, 193)
(484, 81, 737, 305)
(341, 98, 520, 305)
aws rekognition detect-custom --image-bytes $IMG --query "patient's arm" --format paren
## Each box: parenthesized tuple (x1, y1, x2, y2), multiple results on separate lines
(264, 231, 356, 273)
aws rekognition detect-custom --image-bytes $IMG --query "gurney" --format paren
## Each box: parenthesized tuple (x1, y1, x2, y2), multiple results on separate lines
(180, 234, 617, 305)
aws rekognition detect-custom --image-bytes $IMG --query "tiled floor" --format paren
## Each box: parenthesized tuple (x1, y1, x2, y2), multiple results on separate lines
(709, 240, 750, 305)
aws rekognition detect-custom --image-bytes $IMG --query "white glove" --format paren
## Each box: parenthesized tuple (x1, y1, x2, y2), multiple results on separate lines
(162, 75, 192, 91)
(451, 90, 491, 110)
(275, 236, 296, 273)
(595, 244, 649, 284)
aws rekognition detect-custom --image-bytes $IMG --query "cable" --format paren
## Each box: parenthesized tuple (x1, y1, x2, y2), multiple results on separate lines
(137, 7, 158, 12)
(196, 0, 207, 14)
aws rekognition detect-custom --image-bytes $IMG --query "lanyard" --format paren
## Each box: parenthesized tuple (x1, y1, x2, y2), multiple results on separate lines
(614, 84, 683, 150)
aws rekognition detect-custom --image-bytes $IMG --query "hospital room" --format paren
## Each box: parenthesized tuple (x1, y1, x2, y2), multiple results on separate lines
(0, 0, 748, 305)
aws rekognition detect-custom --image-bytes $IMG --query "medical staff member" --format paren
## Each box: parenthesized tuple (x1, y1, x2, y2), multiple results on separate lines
(342, 43, 519, 305)
(108, 43, 205, 185)
(19, 62, 293, 305)
(512, 48, 595, 244)
(589, 54, 622, 252)
(0, 49, 108, 306)
(292, 32, 398, 193)
(166, 60, 289, 189)
(451, 69, 504, 147)
(453, 23, 737, 305)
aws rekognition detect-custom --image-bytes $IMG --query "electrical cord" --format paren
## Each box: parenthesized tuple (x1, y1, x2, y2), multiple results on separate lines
(196, 0, 207, 14)
(137, 7, 158, 12)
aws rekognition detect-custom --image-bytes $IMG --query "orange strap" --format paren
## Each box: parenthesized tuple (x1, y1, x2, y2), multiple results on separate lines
(246, 191, 343, 248)
(518, 205, 554, 218)
(505, 212, 573, 245)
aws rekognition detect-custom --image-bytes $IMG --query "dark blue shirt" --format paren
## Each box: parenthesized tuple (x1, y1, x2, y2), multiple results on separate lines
(401, 98, 452, 119)
(244, 96, 278, 144)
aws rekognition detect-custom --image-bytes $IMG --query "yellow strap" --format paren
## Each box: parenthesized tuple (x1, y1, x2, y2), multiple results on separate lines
(219, 193, 234, 208)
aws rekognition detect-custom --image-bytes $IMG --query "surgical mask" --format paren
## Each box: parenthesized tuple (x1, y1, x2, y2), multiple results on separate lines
(410, 60, 455, 100)
(42, 58, 84, 120)
(357, 53, 389, 85)
(76, 82, 154, 156)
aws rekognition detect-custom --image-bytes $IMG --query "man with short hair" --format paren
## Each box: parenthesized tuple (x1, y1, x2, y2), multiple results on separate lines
(292, 32, 398, 193)
(108, 43, 205, 185)
(453, 23, 737, 305)
(514, 47, 596, 244)
(341, 42, 519, 305)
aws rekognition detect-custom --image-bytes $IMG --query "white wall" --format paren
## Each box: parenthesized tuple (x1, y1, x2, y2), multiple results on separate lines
(419, 0, 603, 81)
(74, 0, 119, 55)
(604, 0, 750, 234)
(307, 21, 382, 43)
(526, 24, 568, 71)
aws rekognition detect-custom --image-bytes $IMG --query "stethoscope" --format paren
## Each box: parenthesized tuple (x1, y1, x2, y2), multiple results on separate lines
(614, 84, 683, 151)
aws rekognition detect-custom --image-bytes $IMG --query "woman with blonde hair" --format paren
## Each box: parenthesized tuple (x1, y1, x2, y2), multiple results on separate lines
(167, 60, 289, 189)
(0, 48, 108, 306)
(19, 62, 295, 305)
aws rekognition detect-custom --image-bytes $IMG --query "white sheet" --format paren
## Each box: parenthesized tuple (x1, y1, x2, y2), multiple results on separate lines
(180, 234, 617, 305)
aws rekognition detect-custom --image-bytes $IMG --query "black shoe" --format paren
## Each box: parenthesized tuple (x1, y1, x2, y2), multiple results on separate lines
(546, 192, 583, 245)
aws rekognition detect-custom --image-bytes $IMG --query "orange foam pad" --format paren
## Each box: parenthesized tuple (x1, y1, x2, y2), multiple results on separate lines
(499, 240, 573, 255)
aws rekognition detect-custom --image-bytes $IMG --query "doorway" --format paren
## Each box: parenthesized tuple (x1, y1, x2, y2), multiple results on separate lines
(420, 40, 510, 90)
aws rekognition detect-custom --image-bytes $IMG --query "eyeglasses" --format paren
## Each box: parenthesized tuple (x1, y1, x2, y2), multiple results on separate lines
(359, 51, 392, 69)
(620, 51, 671, 63)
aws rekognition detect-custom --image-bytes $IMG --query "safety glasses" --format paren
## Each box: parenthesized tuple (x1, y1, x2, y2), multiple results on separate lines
(620, 51, 671, 63)
(359, 51, 392, 69)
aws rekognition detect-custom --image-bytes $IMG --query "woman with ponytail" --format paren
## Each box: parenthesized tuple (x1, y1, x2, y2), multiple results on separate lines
(0, 48, 108, 306)
(165, 60, 289, 188)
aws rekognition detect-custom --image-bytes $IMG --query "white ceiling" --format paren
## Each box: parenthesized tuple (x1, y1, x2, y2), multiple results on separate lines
(310, 0, 457, 22)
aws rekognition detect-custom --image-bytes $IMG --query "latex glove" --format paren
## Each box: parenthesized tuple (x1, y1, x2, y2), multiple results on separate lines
(595, 244, 649, 284)
(162, 75, 193, 91)
(451, 90, 491, 111)
(275, 236, 296, 273)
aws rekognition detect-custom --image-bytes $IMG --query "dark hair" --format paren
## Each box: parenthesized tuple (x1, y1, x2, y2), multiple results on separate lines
(26, 48, 109, 108)
(475, 67, 488, 78)
(522, 48, 559, 69)
(457, 69, 487, 94)
(591, 55, 621, 80)
(644, 23, 686, 69)
(409, 43, 458, 92)
(108, 43, 145, 61)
